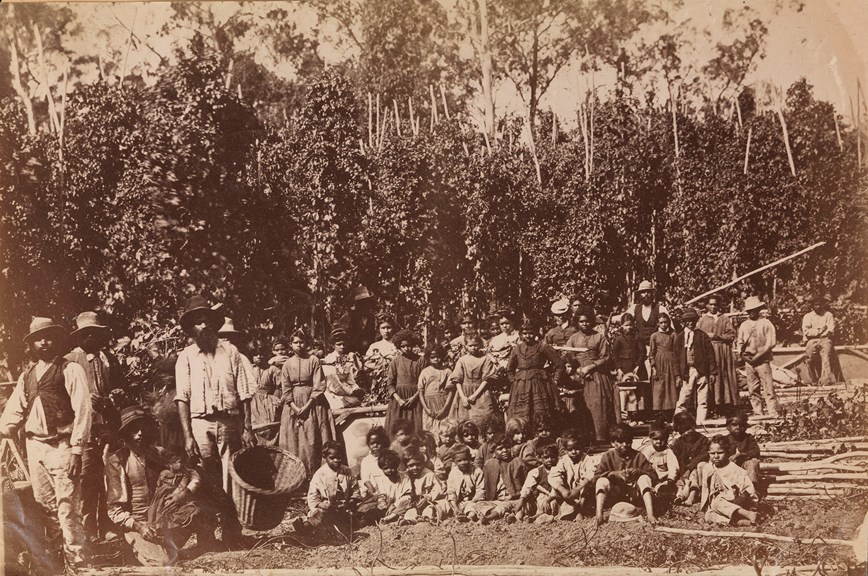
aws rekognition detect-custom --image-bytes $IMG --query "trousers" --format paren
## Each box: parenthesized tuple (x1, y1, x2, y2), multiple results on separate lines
(744, 362, 780, 416)
(675, 366, 709, 423)
(190, 414, 243, 538)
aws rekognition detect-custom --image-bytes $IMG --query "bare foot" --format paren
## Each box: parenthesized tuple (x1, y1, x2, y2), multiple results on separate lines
(595, 514, 606, 526)
(735, 519, 753, 526)
(646, 515, 658, 526)
(684, 494, 697, 506)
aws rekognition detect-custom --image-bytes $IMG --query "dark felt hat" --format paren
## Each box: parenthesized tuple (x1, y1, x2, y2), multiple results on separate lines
(118, 406, 154, 434)
(23, 317, 67, 344)
(179, 295, 223, 332)
(680, 308, 700, 321)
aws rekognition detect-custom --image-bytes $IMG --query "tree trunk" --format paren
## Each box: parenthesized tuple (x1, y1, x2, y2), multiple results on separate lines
(476, 0, 495, 138)
(5, 8, 36, 134)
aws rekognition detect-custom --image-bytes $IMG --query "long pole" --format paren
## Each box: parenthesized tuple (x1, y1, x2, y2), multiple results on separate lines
(683, 241, 826, 305)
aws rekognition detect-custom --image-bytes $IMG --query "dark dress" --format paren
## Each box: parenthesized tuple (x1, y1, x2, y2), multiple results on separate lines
(566, 330, 619, 442)
(696, 313, 739, 410)
(649, 330, 679, 411)
(506, 341, 563, 432)
(384, 352, 426, 436)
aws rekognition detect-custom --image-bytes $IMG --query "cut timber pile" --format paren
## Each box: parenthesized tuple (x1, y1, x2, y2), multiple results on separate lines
(760, 440, 868, 500)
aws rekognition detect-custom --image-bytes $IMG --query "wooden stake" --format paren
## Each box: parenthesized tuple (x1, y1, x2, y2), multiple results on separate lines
(833, 109, 843, 151)
(376, 93, 381, 145)
(669, 83, 680, 158)
(762, 437, 868, 448)
(769, 473, 868, 482)
(368, 92, 373, 148)
(429, 85, 437, 130)
(59, 64, 69, 154)
(393, 100, 401, 137)
(408, 97, 418, 137)
(654, 526, 851, 547)
(858, 78, 864, 166)
(776, 94, 797, 177)
(551, 111, 557, 147)
(439, 84, 451, 121)
(734, 96, 743, 130)
(743, 127, 751, 175)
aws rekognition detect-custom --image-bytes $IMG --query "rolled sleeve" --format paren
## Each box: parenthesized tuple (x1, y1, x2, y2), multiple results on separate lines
(174, 351, 192, 404)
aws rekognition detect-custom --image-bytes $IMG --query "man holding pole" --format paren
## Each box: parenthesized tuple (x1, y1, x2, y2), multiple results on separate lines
(735, 297, 780, 418)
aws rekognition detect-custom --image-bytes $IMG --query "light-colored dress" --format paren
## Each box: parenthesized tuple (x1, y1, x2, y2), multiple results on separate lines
(418, 365, 454, 435)
(450, 353, 499, 427)
(278, 354, 336, 478)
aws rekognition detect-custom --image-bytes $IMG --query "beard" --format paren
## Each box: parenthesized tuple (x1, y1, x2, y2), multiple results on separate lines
(195, 326, 219, 353)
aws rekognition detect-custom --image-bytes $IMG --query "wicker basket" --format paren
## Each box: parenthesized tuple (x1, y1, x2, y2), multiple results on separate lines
(229, 445, 306, 531)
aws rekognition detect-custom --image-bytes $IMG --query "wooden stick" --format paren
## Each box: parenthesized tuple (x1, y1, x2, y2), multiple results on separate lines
(393, 100, 401, 137)
(734, 96, 743, 130)
(429, 85, 437, 129)
(376, 93, 381, 144)
(763, 437, 868, 448)
(762, 452, 868, 472)
(552, 111, 557, 147)
(833, 109, 843, 151)
(33, 23, 60, 135)
(769, 473, 867, 482)
(684, 242, 826, 305)
(654, 526, 851, 547)
(766, 494, 835, 501)
(368, 92, 373, 148)
(439, 84, 451, 121)
(775, 91, 797, 176)
(743, 127, 751, 175)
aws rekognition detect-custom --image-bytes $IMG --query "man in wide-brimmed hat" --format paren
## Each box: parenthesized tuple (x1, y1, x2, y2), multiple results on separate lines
(801, 295, 837, 385)
(174, 295, 252, 549)
(735, 297, 780, 417)
(674, 308, 718, 424)
(334, 285, 378, 355)
(64, 310, 125, 545)
(105, 406, 208, 566)
(0, 317, 92, 570)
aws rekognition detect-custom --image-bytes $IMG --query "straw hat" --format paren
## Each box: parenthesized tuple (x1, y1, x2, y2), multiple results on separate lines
(179, 295, 223, 331)
(69, 311, 110, 344)
(551, 298, 570, 315)
(609, 502, 642, 522)
(352, 285, 374, 301)
(743, 296, 766, 312)
(23, 317, 67, 344)
(218, 317, 242, 335)
(636, 280, 655, 293)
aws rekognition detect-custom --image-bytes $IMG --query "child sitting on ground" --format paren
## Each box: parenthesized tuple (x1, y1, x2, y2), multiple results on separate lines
(438, 443, 485, 522)
(292, 441, 361, 532)
(671, 412, 709, 505)
(368, 450, 410, 524)
(390, 419, 415, 466)
(474, 415, 502, 469)
(457, 420, 481, 463)
(505, 417, 529, 458)
(547, 429, 597, 521)
(593, 423, 658, 525)
(697, 435, 758, 526)
(360, 426, 389, 495)
(640, 422, 679, 496)
(720, 413, 761, 486)
(518, 443, 559, 523)
(520, 416, 554, 468)
(476, 434, 527, 524)
(399, 446, 445, 524)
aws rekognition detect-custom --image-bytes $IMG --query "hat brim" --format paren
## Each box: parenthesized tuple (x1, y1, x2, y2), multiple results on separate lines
(180, 307, 223, 331)
(744, 303, 766, 312)
(119, 413, 154, 434)
(23, 325, 67, 344)
(681, 314, 699, 321)
(218, 329, 243, 336)
(69, 325, 110, 342)
(610, 513, 643, 522)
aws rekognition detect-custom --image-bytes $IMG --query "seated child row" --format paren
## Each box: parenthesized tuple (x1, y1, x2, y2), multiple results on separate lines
(292, 412, 762, 531)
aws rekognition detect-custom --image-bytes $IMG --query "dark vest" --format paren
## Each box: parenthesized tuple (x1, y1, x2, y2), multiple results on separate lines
(633, 303, 661, 346)
(23, 358, 75, 434)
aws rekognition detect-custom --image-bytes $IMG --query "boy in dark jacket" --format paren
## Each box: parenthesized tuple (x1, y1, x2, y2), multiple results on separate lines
(593, 423, 657, 525)
(476, 434, 527, 524)
(671, 412, 710, 505)
(674, 308, 717, 424)
(719, 413, 762, 486)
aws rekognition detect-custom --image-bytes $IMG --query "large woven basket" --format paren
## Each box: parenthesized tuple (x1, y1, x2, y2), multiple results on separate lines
(229, 445, 306, 531)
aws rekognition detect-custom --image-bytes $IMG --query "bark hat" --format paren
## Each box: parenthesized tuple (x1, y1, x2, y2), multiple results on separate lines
(69, 311, 110, 345)
(23, 317, 67, 344)
(743, 296, 766, 312)
(636, 280, 655, 293)
(179, 294, 223, 331)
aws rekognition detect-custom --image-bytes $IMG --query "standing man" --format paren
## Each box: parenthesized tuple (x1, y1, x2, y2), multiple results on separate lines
(335, 285, 378, 355)
(674, 308, 717, 424)
(0, 317, 92, 571)
(65, 311, 125, 545)
(174, 295, 253, 549)
(631, 281, 669, 380)
(696, 296, 740, 416)
(736, 297, 780, 418)
(801, 296, 836, 386)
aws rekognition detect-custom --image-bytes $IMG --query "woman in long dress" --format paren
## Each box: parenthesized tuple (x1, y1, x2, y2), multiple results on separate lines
(506, 319, 563, 432)
(649, 313, 680, 418)
(487, 309, 521, 398)
(384, 329, 426, 436)
(417, 344, 454, 436)
(278, 331, 336, 478)
(565, 307, 619, 443)
(696, 296, 739, 416)
(451, 334, 500, 428)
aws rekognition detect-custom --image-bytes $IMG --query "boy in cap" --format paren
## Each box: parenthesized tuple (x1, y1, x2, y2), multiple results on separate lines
(674, 308, 717, 424)
(65, 310, 125, 544)
(0, 317, 92, 570)
(545, 299, 577, 347)
(736, 297, 780, 417)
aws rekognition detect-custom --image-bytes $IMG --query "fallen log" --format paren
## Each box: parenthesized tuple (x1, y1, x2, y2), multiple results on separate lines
(766, 494, 835, 501)
(762, 436, 868, 448)
(761, 454, 868, 472)
(654, 525, 850, 546)
(768, 473, 868, 482)
(767, 486, 855, 495)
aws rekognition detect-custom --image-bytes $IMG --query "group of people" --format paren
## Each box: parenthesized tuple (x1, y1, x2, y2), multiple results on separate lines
(0, 281, 840, 571)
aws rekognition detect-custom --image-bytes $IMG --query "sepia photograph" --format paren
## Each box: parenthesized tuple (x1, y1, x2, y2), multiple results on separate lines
(0, 0, 866, 574)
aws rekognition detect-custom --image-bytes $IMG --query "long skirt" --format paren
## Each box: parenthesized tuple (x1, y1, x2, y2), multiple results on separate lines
(507, 368, 559, 432)
(385, 382, 424, 437)
(710, 341, 739, 409)
(279, 385, 336, 478)
(421, 389, 454, 436)
(450, 379, 499, 429)
(652, 351, 679, 411)
(584, 372, 620, 443)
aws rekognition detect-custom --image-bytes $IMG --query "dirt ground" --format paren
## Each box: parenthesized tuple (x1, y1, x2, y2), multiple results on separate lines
(173, 493, 867, 574)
